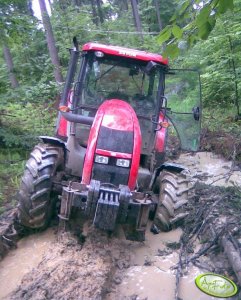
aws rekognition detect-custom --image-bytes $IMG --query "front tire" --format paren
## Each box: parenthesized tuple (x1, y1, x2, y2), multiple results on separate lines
(18, 143, 64, 229)
(153, 170, 189, 231)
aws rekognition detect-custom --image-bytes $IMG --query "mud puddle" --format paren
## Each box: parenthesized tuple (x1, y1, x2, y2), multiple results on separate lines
(0, 152, 240, 300)
(175, 151, 241, 187)
(107, 226, 220, 300)
(0, 228, 55, 299)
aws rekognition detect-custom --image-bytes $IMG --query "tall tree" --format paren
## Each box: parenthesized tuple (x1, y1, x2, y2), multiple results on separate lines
(38, 0, 63, 83)
(96, 0, 104, 24)
(153, 0, 162, 31)
(0, 0, 31, 89)
(90, 0, 99, 25)
(2, 43, 19, 88)
(130, 0, 143, 41)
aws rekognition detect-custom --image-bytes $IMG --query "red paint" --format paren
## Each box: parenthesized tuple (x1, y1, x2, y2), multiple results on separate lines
(128, 107, 141, 190)
(154, 112, 168, 153)
(82, 42, 168, 65)
(81, 110, 104, 185)
(57, 90, 73, 138)
(57, 116, 68, 137)
(81, 99, 141, 190)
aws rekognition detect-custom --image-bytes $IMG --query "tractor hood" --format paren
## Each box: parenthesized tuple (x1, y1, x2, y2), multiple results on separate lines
(81, 99, 141, 190)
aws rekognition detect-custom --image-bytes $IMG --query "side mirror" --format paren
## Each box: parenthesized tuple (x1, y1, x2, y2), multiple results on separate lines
(145, 61, 158, 75)
(192, 106, 200, 121)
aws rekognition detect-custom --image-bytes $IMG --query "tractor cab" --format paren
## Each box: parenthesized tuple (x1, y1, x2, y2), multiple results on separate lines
(58, 42, 201, 160)
(58, 43, 168, 164)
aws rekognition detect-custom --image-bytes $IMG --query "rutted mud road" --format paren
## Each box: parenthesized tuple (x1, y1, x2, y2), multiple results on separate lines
(0, 152, 241, 300)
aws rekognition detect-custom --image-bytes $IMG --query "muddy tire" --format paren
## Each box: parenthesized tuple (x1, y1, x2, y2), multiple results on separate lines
(18, 143, 64, 229)
(153, 170, 189, 232)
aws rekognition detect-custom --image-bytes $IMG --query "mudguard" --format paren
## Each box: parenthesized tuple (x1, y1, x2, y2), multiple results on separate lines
(149, 162, 187, 190)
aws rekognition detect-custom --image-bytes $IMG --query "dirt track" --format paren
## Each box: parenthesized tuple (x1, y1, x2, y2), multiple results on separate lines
(11, 226, 131, 300)
(0, 152, 241, 300)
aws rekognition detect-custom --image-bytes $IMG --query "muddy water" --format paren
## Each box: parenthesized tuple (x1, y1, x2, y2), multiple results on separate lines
(0, 152, 239, 300)
(108, 152, 238, 300)
(0, 228, 55, 299)
(175, 151, 241, 187)
(111, 226, 220, 300)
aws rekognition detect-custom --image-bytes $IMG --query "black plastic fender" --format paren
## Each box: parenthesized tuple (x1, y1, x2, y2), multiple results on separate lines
(149, 162, 187, 190)
(39, 136, 67, 161)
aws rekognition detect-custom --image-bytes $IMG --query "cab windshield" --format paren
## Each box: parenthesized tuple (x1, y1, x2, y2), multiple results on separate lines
(79, 54, 161, 117)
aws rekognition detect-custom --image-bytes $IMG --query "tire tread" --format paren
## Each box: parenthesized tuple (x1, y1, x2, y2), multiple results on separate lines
(17, 143, 64, 229)
(153, 170, 189, 231)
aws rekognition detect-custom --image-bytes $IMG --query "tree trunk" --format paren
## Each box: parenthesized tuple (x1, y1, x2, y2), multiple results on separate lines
(130, 0, 143, 41)
(47, 0, 52, 13)
(96, 0, 104, 24)
(227, 35, 240, 116)
(27, 0, 35, 16)
(38, 0, 64, 83)
(3, 44, 19, 89)
(90, 0, 99, 26)
(153, 0, 162, 31)
(122, 0, 128, 11)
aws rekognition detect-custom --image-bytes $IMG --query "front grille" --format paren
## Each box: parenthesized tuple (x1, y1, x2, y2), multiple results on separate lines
(96, 126, 133, 154)
(92, 163, 129, 186)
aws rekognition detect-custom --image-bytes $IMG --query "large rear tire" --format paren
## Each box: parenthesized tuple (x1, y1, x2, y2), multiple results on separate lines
(17, 143, 64, 229)
(153, 170, 189, 231)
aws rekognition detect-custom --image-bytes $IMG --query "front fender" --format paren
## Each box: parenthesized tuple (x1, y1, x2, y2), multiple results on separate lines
(39, 136, 66, 148)
(39, 136, 67, 161)
(149, 162, 187, 190)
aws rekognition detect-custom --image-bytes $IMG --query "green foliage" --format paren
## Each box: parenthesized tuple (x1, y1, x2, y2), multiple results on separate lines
(202, 106, 241, 134)
(157, 0, 235, 58)
(0, 101, 56, 148)
(0, 149, 27, 208)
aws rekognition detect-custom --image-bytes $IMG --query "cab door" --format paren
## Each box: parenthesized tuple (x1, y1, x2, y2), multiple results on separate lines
(165, 69, 201, 151)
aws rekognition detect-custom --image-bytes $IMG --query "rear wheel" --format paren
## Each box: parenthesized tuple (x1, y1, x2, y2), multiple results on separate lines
(18, 143, 64, 229)
(153, 170, 189, 231)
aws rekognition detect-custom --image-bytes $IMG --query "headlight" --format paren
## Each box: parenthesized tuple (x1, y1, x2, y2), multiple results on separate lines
(95, 155, 109, 164)
(116, 158, 130, 168)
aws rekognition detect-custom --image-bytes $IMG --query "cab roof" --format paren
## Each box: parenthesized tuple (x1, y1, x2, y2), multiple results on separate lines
(82, 42, 168, 65)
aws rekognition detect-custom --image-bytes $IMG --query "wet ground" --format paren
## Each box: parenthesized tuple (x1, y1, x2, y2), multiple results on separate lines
(0, 152, 240, 300)
(0, 229, 55, 299)
(174, 152, 241, 187)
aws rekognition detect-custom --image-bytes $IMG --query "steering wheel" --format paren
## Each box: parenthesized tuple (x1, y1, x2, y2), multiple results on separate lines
(107, 91, 129, 101)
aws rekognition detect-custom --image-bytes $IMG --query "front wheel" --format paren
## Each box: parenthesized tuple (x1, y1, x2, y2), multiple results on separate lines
(17, 143, 64, 229)
(153, 170, 189, 231)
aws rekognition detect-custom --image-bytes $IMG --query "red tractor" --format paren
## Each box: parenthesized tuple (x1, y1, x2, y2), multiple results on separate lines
(17, 40, 201, 241)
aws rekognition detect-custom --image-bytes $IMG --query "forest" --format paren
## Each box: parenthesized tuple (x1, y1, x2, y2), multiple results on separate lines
(0, 0, 240, 208)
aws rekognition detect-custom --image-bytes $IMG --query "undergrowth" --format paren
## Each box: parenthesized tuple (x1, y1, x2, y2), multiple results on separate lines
(0, 149, 28, 211)
(0, 102, 56, 149)
(0, 102, 57, 211)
